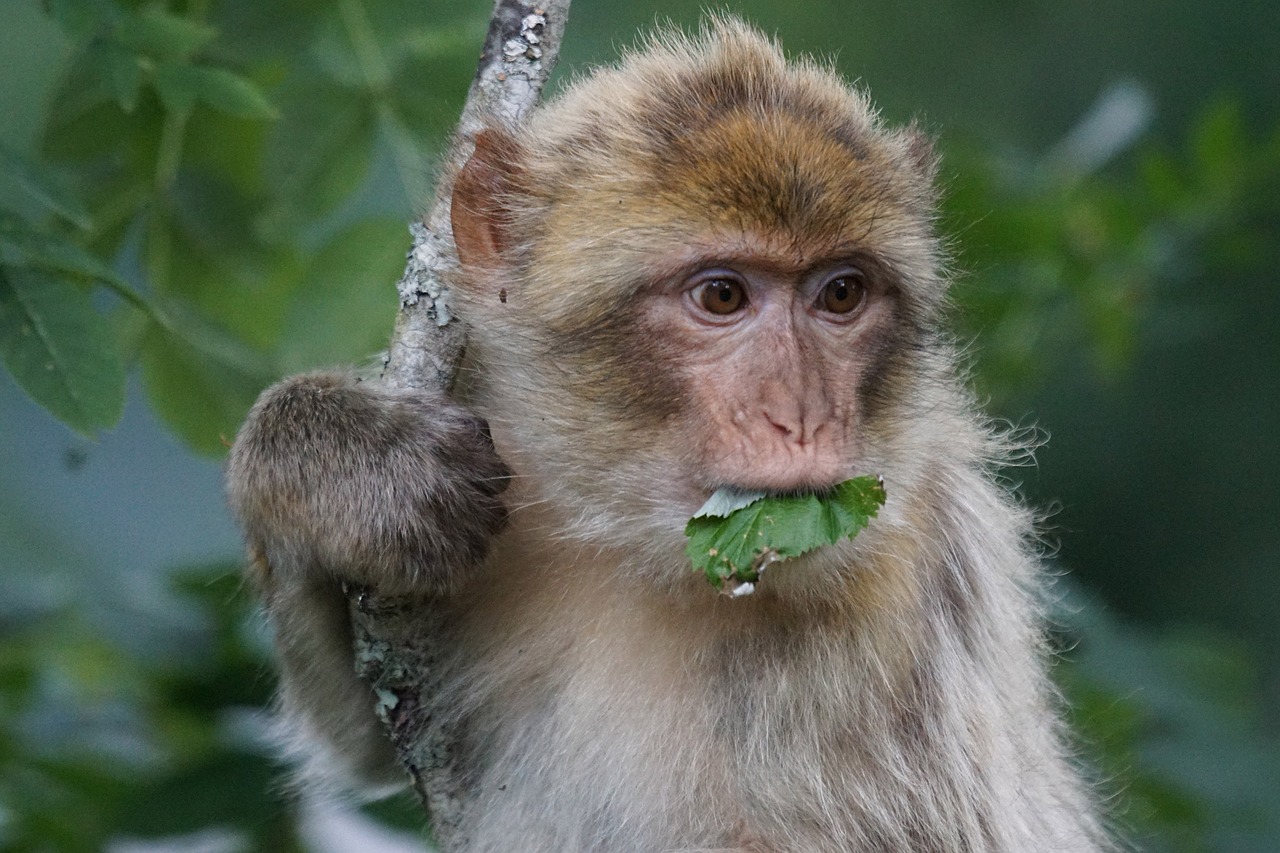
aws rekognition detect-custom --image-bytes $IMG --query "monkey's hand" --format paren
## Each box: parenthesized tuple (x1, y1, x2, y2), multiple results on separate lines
(226, 371, 511, 597)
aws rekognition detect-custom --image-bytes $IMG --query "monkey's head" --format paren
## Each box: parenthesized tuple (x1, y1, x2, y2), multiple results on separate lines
(450, 18, 963, 578)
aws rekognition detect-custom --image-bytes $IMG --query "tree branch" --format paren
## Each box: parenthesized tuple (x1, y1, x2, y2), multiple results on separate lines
(383, 0, 569, 392)
(345, 1, 571, 846)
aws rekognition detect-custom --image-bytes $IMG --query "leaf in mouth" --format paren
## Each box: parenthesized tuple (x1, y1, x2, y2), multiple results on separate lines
(684, 476, 887, 592)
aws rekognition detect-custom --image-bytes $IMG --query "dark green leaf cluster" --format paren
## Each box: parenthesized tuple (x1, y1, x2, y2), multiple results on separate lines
(0, 564, 282, 850)
(0, 559, 426, 851)
(0, 0, 485, 452)
(943, 102, 1280, 402)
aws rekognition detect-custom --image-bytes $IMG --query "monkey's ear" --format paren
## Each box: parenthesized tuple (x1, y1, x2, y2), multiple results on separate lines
(452, 129, 526, 278)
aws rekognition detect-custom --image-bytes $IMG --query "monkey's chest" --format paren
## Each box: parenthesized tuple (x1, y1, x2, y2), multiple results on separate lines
(445, 595, 875, 852)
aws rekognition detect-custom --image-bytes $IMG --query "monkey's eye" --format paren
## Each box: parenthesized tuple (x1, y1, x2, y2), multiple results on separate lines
(696, 278, 747, 315)
(819, 272, 867, 315)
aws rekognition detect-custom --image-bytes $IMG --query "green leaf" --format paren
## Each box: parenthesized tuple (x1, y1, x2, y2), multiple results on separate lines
(116, 8, 217, 62)
(1191, 102, 1247, 189)
(261, 77, 376, 232)
(45, 0, 116, 41)
(42, 44, 120, 134)
(143, 203, 300, 350)
(390, 47, 478, 145)
(0, 145, 93, 229)
(0, 267, 125, 434)
(42, 90, 154, 167)
(138, 317, 270, 456)
(684, 476, 887, 588)
(310, 13, 381, 89)
(278, 218, 405, 373)
(153, 63, 203, 114)
(191, 67, 278, 120)
(97, 43, 143, 113)
(0, 212, 124, 286)
(113, 752, 283, 838)
(154, 64, 277, 120)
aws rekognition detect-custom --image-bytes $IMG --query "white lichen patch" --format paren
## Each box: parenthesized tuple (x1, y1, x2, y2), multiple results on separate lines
(376, 688, 400, 716)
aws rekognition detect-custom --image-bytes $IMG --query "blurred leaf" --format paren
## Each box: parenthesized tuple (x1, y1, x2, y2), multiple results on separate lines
(145, 201, 301, 351)
(156, 63, 279, 121)
(0, 210, 125, 286)
(362, 0, 485, 69)
(1058, 591, 1280, 850)
(182, 105, 272, 197)
(43, 90, 159, 165)
(0, 144, 93, 229)
(152, 63, 203, 115)
(389, 49, 475, 145)
(115, 751, 283, 838)
(376, 107, 429, 207)
(261, 77, 376, 233)
(0, 560, 300, 850)
(400, 19, 488, 59)
(310, 10, 382, 89)
(96, 42, 144, 113)
(116, 8, 217, 63)
(43, 48, 119, 134)
(167, 170, 263, 262)
(278, 218, 405, 372)
(189, 66, 278, 121)
(0, 267, 124, 434)
(1191, 102, 1247, 191)
(44, 0, 117, 41)
(207, 0, 327, 63)
(139, 307, 273, 456)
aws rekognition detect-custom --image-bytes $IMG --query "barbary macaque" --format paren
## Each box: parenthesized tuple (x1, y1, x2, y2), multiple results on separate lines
(227, 18, 1111, 852)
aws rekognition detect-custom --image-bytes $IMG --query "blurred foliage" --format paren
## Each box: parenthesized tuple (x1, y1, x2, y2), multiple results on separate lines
(0, 560, 427, 852)
(1060, 592, 1280, 853)
(0, 0, 484, 453)
(0, 565, 296, 851)
(944, 101, 1280, 402)
(1, 0, 1279, 851)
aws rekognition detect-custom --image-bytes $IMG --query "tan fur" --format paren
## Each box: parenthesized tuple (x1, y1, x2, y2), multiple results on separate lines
(228, 17, 1111, 852)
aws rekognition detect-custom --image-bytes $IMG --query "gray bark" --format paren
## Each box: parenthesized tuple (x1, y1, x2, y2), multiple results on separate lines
(346, 1, 571, 846)
(382, 0, 570, 393)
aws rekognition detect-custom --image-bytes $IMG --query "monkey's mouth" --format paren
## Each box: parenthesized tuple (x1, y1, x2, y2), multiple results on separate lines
(707, 482, 846, 504)
(692, 482, 845, 519)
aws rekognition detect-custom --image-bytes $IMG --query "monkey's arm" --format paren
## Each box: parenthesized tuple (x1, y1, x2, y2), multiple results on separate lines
(225, 372, 508, 788)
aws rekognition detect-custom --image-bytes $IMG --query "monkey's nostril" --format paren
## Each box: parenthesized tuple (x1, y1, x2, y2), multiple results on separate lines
(763, 412, 803, 443)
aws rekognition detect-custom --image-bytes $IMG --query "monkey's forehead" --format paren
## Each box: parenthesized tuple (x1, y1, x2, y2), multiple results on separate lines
(525, 111, 933, 278)
(657, 110, 913, 238)
(521, 20, 932, 249)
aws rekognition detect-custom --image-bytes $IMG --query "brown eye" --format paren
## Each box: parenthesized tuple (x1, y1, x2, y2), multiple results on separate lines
(820, 273, 866, 315)
(698, 278, 747, 315)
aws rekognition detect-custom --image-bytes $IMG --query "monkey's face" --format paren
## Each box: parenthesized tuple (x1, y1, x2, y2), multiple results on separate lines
(455, 206, 942, 566)
(636, 241, 900, 495)
(449, 42, 950, 566)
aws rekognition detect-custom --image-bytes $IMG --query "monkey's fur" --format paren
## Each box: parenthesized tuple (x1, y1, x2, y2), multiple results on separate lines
(227, 19, 1110, 853)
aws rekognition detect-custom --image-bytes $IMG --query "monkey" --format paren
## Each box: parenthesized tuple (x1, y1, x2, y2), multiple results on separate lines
(226, 18, 1112, 853)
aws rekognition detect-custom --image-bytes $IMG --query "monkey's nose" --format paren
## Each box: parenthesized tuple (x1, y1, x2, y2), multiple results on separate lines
(764, 411, 796, 438)
(763, 409, 809, 448)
